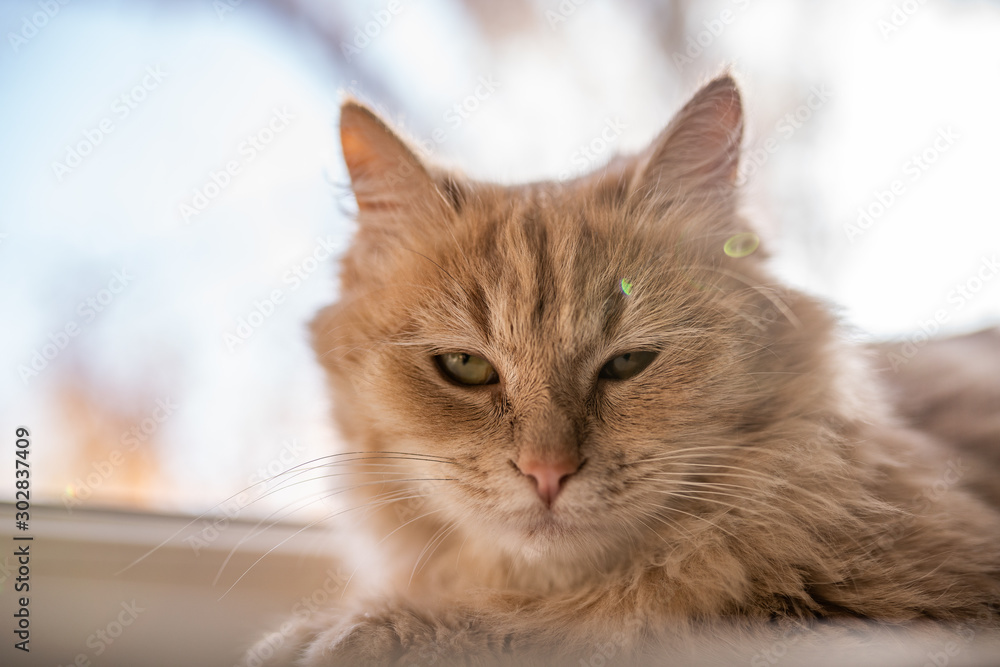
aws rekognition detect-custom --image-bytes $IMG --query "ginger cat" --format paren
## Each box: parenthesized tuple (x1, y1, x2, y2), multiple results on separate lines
(251, 75, 1000, 666)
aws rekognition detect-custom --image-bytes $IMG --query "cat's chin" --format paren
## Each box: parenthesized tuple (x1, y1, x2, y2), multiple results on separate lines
(489, 510, 606, 561)
(499, 524, 578, 561)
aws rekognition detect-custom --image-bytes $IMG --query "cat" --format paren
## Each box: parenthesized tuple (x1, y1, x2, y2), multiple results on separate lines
(249, 74, 1000, 666)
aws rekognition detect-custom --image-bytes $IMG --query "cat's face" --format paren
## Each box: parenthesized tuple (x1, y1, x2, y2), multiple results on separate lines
(314, 76, 831, 565)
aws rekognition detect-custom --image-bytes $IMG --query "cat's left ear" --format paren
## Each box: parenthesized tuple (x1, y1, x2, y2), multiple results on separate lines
(631, 74, 743, 199)
(339, 98, 451, 219)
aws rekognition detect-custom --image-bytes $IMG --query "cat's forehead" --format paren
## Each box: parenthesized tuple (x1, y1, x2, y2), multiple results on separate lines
(453, 182, 632, 272)
(455, 187, 606, 287)
(417, 184, 665, 355)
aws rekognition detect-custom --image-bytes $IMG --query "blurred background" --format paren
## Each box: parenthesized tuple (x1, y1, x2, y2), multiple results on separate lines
(1, 0, 1000, 553)
(2, 1, 1000, 664)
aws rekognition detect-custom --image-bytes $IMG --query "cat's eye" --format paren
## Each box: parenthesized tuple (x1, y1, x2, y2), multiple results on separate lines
(599, 351, 658, 380)
(435, 352, 499, 386)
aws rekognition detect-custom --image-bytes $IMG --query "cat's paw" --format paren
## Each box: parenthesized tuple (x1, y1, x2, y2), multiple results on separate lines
(303, 607, 442, 666)
(300, 605, 529, 666)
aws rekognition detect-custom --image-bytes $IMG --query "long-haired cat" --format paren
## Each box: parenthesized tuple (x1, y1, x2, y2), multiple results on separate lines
(251, 74, 1000, 665)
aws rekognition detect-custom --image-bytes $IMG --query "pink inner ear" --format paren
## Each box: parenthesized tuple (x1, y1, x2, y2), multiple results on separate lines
(340, 121, 386, 212)
(341, 126, 377, 176)
(339, 103, 435, 215)
(341, 120, 393, 210)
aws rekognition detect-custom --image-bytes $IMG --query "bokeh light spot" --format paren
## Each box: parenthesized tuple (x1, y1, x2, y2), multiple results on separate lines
(724, 233, 760, 258)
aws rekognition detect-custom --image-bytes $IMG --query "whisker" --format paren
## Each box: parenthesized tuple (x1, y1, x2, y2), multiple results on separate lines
(631, 444, 760, 464)
(375, 505, 448, 546)
(675, 463, 844, 509)
(633, 515, 676, 549)
(212, 480, 451, 586)
(454, 532, 471, 570)
(409, 521, 460, 586)
(649, 488, 763, 517)
(253, 470, 455, 506)
(653, 502, 742, 543)
(650, 483, 772, 508)
(634, 502, 700, 543)
(216, 490, 451, 601)
(643, 474, 761, 494)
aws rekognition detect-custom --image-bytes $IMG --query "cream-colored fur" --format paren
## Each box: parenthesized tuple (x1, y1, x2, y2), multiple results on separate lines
(250, 75, 1000, 666)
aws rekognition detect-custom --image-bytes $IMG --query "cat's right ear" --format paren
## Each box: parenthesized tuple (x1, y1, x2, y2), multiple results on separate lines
(630, 74, 744, 200)
(340, 99, 447, 218)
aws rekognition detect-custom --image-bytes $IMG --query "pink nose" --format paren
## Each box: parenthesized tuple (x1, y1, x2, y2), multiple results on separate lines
(515, 457, 583, 507)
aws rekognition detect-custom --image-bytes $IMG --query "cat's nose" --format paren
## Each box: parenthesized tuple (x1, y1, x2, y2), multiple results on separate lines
(515, 456, 583, 507)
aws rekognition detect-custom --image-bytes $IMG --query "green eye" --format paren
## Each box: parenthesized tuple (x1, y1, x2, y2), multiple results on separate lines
(436, 352, 499, 386)
(599, 351, 657, 380)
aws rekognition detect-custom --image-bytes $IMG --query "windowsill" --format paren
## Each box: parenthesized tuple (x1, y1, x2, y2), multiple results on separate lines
(0, 502, 339, 666)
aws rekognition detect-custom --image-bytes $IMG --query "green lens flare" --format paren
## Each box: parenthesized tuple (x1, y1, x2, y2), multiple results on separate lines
(724, 233, 760, 258)
(620, 279, 632, 295)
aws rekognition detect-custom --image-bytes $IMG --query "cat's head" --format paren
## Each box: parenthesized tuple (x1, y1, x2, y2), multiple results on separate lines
(312, 75, 841, 567)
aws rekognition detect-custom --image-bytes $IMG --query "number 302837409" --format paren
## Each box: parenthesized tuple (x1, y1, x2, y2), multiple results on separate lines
(15, 426, 30, 530)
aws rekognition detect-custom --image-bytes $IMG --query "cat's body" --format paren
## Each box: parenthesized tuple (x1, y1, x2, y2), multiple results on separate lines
(253, 76, 1000, 666)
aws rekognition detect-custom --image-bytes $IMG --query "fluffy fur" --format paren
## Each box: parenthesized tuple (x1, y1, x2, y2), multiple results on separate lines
(251, 75, 1000, 666)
